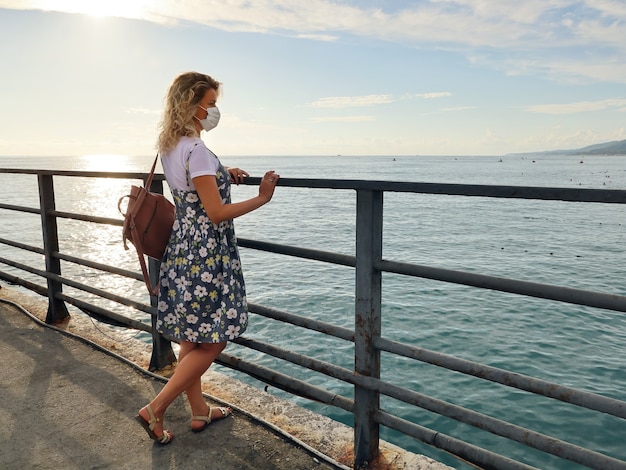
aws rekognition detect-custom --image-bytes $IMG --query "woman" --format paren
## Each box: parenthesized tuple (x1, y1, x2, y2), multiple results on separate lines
(135, 72, 279, 444)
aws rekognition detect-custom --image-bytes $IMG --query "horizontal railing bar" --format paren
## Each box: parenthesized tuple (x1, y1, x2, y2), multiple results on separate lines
(0, 168, 166, 181)
(232, 316, 534, 470)
(55, 252, 143, 281)
(0, 203, 123, 226)
(5, 168, 623, 203)
(251, 178, 626, 204)
(242, 245, 626, 320)
(55, 292, 152, 332)
(375, 410, 538, 470)
(361, 368, 623, 469)
(0, 270, 47, 296)
(0, 270, 146, 331)
(0, 237, 44, 255)
(248, 303, 355, 342)
(239, 238, 356, 267)
(377, 259, 626, 313)
(46, 272, 154, 316)
(234, 336, 355, 392)
(0, 257, 154, 316)
(0, 202, 40, 214)
(217, 351, 355, 412)
(374, 336, 626, 419)
(241, 242, 626, 315)
(237, 336, 621, 468)
(50, 210, 123, 226)
(0, 255, 46, 278)
(0, 207, 121, 233)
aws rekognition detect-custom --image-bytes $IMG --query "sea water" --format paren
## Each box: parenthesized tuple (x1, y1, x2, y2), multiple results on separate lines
(1, 154, 625, 469)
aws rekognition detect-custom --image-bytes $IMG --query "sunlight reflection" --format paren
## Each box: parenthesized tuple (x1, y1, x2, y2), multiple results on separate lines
(77, 154, 136, 172)
(55, 175, 129, 218)
(38, 0, 150, 20)
(56, 154, 164, 220)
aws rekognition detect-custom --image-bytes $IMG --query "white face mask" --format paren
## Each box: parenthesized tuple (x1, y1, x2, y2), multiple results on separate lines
(196, 105, 220, 132)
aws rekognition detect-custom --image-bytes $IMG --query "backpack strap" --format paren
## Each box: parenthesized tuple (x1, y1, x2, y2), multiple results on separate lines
(119, 155, 159, 250)
(129, 217, 160, 296)
(145, 154, 159, 192)
(118, 155, 161, 296)
(140, 154, 161, 296)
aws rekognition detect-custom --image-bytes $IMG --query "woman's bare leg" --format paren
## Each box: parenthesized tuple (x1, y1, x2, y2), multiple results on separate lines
(177, 342, 204, 416)
(178, 341, 229, 429)
(138, 340, 226, 438)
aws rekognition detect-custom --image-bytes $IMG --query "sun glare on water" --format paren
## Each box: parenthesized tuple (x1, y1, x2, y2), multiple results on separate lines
(79, 154, 137, 172)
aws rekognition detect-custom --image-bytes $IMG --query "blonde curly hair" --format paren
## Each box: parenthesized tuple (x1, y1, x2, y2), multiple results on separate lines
(157, 72, 221, 153)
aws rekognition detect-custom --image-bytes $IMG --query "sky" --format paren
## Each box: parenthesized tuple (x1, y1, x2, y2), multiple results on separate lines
(0, 0, 625, 157)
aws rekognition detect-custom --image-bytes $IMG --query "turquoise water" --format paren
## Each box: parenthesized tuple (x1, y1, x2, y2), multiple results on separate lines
(1, 154, 625, 468)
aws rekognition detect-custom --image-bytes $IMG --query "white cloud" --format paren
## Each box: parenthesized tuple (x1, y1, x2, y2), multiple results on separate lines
(2, 0, 625, 83)
(582, 0, 626, 18)
(525, 98, 626, 114)
(311, 116, 375, 122)
(442, 106, 476, 112)
(4, 0, 623, 49)
(308, 92, 451, 109)
(296, 33, 339, 42)
(308, 95, 394, 108)
(415, 92, 453, 99)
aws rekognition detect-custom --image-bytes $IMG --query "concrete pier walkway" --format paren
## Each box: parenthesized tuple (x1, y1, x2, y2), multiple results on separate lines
(0, 299, 343, 470)
(0, 289, 452, 470)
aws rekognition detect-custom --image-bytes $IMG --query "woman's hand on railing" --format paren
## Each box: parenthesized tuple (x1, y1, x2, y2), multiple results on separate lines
(227, 167, 249, 185)
(259, 170, 280, 203)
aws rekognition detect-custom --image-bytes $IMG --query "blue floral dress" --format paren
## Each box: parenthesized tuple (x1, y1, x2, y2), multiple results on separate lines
(156, 157, 248, 343)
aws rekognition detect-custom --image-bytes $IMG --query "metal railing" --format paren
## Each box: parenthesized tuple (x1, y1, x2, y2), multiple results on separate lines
(1, 167, 625, 470)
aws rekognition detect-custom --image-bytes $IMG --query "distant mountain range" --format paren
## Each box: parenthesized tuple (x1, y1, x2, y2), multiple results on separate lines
(507, 139, 626, 156)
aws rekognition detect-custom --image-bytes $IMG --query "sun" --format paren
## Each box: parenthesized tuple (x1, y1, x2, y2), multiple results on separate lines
(39, 0, 148, 19)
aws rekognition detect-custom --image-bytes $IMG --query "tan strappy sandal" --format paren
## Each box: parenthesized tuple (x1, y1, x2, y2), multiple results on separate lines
(191, 406, 232, 433)
(135, 405, 174, 445)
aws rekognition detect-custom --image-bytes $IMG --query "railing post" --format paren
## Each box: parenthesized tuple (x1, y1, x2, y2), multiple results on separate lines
(147, 176, 176, 372)
(354, 189, 383, 468)
(38, 174, 70, 324)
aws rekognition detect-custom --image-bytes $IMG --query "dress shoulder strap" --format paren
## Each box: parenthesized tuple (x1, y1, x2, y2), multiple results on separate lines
(185, 141, 201, 189)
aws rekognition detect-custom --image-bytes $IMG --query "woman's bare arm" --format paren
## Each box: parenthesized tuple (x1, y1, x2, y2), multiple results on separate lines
(193, 170, 279, 224)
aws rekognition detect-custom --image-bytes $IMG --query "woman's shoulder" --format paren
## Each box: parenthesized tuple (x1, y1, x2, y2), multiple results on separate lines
(180, 136, 216, 155)
(178, 135, 204, 150)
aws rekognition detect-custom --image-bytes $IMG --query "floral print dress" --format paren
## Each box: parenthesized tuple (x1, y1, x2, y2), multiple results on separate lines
(156, 156, 248, 343)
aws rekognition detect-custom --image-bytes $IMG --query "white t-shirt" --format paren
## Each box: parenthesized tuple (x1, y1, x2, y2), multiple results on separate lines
(160, 136, 220, 191)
